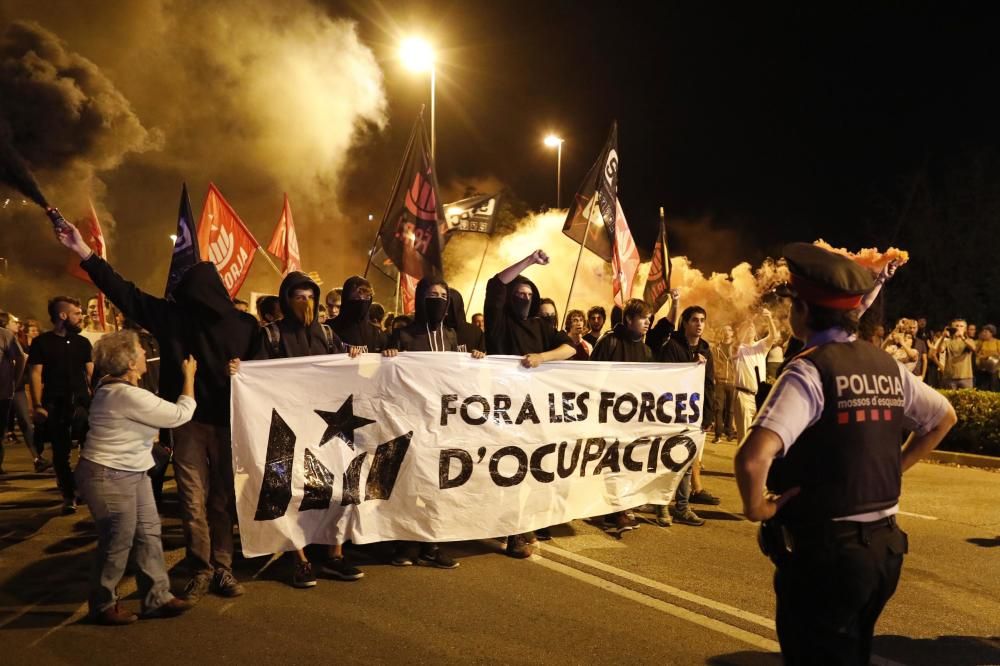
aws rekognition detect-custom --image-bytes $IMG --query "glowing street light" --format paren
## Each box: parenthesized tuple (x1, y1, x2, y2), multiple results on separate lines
(544, 134, 564, 209)
(400, 37, 437, 161)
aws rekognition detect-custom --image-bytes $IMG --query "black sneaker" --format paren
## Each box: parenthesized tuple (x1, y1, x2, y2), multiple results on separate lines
(181, 573, 212, 604)
(535, 527, 552, 541)
(690, 489, 721, 505)
(391, 543, 418, 567)
(505, 534, 533, 559)
(211, 569, 245, 597)
(61, 498, 77, 515)
(34, 457, 52, 473)
(670, 507, 706, 526)
(418, 546, 459, 570)
(292, 561, 317, 588)
(624, 511, 640, 529)
(321, 557, 364, 581)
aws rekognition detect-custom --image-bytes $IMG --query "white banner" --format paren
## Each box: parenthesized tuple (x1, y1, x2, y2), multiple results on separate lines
(231, 353, 706, 557)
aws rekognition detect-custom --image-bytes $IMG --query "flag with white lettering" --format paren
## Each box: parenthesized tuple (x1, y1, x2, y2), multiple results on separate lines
(165, 183, 201, 298)
(231, 353, 705, 555)
(197, 183, 258, 298)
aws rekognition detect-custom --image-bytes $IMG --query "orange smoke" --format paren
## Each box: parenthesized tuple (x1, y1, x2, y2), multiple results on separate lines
(813, 240, 909, 273)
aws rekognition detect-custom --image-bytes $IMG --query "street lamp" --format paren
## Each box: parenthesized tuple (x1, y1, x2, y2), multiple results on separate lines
(400, 37, 437, 161)
(544, 134, 564, 209)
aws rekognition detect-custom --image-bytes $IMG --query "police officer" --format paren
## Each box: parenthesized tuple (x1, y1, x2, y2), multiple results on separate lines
(735, 243, 957, 665)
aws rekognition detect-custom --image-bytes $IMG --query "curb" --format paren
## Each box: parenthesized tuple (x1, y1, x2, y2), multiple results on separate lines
(925, 450, 1000, 470)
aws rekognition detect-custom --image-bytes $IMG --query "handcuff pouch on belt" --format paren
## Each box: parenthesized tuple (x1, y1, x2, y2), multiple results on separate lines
(757, 520, 794, 565)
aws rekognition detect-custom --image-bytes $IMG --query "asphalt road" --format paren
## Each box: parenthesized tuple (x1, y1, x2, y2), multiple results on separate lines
(1, 439, 998, 665)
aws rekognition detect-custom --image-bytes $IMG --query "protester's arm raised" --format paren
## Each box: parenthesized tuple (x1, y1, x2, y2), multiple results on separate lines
(56, 221, 172, 335)
(496, 250, 549, 285)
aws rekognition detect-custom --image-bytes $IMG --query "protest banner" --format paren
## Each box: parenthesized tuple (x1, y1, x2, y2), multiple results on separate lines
(231, 353, 705, 556)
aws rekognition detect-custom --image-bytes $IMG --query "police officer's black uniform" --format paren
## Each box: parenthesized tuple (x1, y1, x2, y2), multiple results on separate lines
(757, 244, 918, 665)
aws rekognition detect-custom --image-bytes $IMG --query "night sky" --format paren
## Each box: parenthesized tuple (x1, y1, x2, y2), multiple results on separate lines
(340, 0, 999, 268)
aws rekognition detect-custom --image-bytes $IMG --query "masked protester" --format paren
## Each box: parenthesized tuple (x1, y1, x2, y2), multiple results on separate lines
(484, 249, 576, 558)
(58, 222, 260, 604)
(234, 271, 360, 588)
(383, 277, 485, 569)
(444, 288, 486, 353)
(329, 276, 388, 356)
(538, 298, 559, 330)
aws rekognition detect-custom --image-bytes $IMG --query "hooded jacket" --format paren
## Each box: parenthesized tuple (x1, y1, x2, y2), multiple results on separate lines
(657, 329, 716, 424)
(445, 288, 485, 353)
(590, 324, 654, 362)
(254, 271, 343, 359)
(391, 278, 458, 352)
(81, 256, 260, 426)
(484, 274, 572, 356)
(329, 275, 388, 353)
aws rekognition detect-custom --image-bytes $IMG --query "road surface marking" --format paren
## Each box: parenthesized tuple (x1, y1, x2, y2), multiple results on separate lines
(544, 542, 776, 630)
(532, 555, 780, 653)
(897, 510, 938, 521)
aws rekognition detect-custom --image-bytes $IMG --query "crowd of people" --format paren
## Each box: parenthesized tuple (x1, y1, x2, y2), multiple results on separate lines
(0, 224, 988, 631)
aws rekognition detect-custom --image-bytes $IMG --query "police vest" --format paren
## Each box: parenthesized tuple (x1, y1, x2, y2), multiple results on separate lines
(768, 340, 905, 525)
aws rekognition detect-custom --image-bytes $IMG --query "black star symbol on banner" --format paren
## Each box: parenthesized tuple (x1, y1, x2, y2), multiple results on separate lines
(314, 395, 375, 450)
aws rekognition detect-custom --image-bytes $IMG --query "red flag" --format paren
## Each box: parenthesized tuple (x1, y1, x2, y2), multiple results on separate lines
(266, 193, 301, 275)
(611, 200, 641, 308)
(66, 202, 109, 330)
(400, 273, 419, 314)
(197, 183, 258, 298)
(642, 209, 672, 314)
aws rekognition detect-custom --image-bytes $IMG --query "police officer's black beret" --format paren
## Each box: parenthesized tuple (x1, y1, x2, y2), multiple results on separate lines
(779, 243, 874, 309)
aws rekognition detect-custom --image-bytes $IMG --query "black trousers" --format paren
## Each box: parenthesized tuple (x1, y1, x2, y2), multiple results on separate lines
(772, 518, 907, 665)
(39, 396, 81, 499)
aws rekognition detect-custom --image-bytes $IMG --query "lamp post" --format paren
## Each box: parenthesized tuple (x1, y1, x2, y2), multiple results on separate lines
(544, 134, 564, 208)
(400, 37, 437, 161)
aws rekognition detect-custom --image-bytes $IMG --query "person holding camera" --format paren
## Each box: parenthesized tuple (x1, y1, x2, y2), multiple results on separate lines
(941, 319, 976, 389)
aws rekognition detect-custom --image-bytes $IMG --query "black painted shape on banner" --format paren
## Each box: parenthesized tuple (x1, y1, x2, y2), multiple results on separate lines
(365, 432, 412, 500)
(660, 435, 698, 472)
(254, 409, 296, 521)
(315, 395, 375, 449)
(300, 448, 335, 512)
(439, 449, 472, 489)
(341, 452, 367, 506)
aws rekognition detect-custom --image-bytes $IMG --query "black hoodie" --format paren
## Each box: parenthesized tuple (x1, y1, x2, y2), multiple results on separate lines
(254, 271, 344, 359)
(590, 323, 654, 362)
(81, 256, 260, 426)
(657, 330, 716, 424)
(391, 278, 458, 352)
(484, 274, 572, 356)
(329, 275, 388, 353)
(445, 288, 485, 353)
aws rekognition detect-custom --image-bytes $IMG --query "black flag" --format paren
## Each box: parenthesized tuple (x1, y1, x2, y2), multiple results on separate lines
(165, 182, 201, 298)
(375, 114, 445, 281)
(643, 209, 672, 313)
(561, 123, 619, 262)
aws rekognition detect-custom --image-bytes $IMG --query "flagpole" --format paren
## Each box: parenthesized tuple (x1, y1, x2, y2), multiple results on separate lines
(394, 273, 401, 314)
(256, 246, 283, 277)
(563, 199, 596, 328)
(467, 235, 492, 311)
(364, 109, 423, 279)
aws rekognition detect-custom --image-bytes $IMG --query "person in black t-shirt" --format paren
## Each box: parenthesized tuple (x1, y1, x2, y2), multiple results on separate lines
(28, 297, 93, 513)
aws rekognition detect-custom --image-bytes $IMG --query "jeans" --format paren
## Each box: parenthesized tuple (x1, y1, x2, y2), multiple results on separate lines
(172, 421, 236, 574)
(0, 399, 10, 470)
(941, 378, 973, 390)
(713, 383, 736, 437)
(734, 390, 757, 444)
(674, 467, 692, 512)
(12, 391, 37, 457)
(75, 458, 175, 615)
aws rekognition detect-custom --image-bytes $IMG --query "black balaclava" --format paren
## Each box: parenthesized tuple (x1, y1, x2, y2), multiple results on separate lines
(340, 275, 373, 322)
(424, 298, 448, 326)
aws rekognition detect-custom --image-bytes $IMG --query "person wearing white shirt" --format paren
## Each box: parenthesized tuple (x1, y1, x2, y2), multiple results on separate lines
(75, 330, 198, 625)
(733, 308, 778, 443)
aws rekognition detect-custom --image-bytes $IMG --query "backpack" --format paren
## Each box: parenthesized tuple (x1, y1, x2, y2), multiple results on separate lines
(264, 322, 339, 357)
